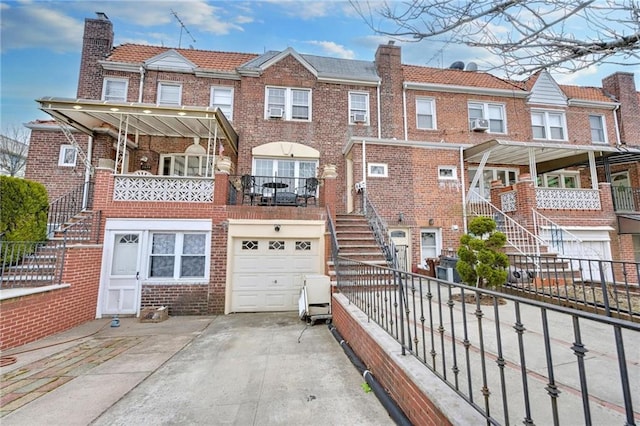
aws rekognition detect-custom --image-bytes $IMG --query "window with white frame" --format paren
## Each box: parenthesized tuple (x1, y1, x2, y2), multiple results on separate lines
(368, 163, 388, 177)
(438, 166, 457, 180)
(58, 144, 77, 167)
(211, 86, 234, 120)
(468, 167, 518, 198)
(531, 110, 567, 141)
(160, 154, 213, 177)
(253, 157, 318, 193)
(102, 78, 127, 102)
(157, 82, 182, 106)
(149, 232, 207, 279)
(537, 170, 580, 189)
(416, 98, 436, 130)
(589, 115, 607, 144)
(468, 102, 506, 133)
(349, 92, 369, 124)
(265, 87, 311, 120)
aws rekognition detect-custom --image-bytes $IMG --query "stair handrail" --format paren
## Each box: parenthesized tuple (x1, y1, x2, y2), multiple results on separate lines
(47, 181, 94, 238)
(466, 190, 545, 260)
(532, 209, 595, 258)
(326, 205, 340, 266)
(364, 195, 399, 269)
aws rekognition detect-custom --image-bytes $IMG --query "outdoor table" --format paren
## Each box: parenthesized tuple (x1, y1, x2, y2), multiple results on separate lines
(263, 181, 288, 205)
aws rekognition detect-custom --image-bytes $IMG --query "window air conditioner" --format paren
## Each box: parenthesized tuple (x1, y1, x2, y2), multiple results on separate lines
(471, 118, 489, 131)
(352, 113, 367, 123)
(268, 107, 284, 118)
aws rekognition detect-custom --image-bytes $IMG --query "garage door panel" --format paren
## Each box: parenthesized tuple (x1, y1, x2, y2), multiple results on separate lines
(231, 237, 321, 312)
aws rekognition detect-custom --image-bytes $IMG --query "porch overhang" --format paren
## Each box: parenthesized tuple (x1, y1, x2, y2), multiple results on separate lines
(37, 97, 238, 155)
(464, 139, 640, 174)
(617, 214, 640, 234)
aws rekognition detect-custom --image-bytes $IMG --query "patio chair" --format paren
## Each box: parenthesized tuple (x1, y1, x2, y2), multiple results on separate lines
(241, 175, 260, 205)
(296, 177, 318, 206)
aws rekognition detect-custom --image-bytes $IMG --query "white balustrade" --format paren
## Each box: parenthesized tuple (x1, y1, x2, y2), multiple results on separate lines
(113, 175, 214, 202)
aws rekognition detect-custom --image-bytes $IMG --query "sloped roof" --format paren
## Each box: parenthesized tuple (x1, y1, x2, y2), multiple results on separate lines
(107, 44, 258, 72)
(403, 65, 525, 91)
(560, 85, 614, 103)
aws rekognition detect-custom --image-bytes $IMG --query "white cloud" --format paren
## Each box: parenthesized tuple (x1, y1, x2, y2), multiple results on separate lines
(307, 40, 355, 59)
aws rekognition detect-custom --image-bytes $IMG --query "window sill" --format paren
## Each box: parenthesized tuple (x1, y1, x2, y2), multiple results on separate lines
(0, 284, 71, 301)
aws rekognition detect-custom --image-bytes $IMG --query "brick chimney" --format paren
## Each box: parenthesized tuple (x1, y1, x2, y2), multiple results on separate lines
(602, 72, 640, 146)
(375, 41, 404, 139)
(77, 12, 113, 99)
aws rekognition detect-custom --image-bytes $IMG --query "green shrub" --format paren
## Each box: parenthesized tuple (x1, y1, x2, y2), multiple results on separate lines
(0, 176, 48, 243)
(456, 216, 509, 288)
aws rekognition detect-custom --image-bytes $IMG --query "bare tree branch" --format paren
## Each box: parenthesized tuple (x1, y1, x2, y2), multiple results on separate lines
(351, 0, 640, 75)
(1, 126, 30, 177)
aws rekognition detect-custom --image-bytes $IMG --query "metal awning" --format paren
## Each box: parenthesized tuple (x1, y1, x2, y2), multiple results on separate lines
(464, 139, 640, 174)
(37, 97, 238, 154)
(618, 214, 640, 234)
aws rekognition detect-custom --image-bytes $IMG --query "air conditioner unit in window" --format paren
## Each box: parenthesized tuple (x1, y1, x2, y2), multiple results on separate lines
(352, 113, 367, 123)
(471, 118, 489, 131)
(268, 107, 284, 118)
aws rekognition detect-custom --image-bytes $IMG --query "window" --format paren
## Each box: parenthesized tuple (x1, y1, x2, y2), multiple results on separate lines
(211, 86, 234, 120)
(469, 167, 518, 198)
(420, 230, 441, 268)
(589, 115, 606, 144)
(58, 145, 77, 167)
(468, 102, 506, 133)
(368, 163, 388, 177)
(265, 87, 311, 120)
(538, 170, 580, 189)
(160, 154, 213, 177)
(531, 110, 567, 141)
(349, 92, 369, 125)
(102, 78, 127, 102)
(158, 82, 182, 106)
(254, 158, 317, 179)
(438, 166, 457, 180)
(149, 232, 207, 279)
(416, 98, 436, 130)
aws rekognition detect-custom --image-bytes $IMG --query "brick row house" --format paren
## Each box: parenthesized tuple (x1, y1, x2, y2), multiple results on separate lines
(20, 13, 640, 319)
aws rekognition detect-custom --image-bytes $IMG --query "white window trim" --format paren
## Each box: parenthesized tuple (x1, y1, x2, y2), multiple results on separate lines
(589, 114, 608, 144)
(438, 166, 457, 180)
(157, 82, 182, 106)
(102, 78, 128, 102)
(147, 231, 210, 281)
(416, 97, 437, 130)
(58, 144, 77, 167)
(210, 86, 234, 120)
(368, 163, 388, 177)
(264, 86, 312, 121)
(468, 102, 507, 133)
(539, 170, 581, 189)
(531, 109, 568, 141)
(349, 91, 370, 125)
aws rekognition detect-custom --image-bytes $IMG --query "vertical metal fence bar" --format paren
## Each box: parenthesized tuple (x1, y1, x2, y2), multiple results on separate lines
(437, 282, 448, 381)
(460, 287, 474, 404)
(448, 285, 460, 390)
(476, 293, 492, 421)
(598, 260, 612, 317)
(612, 324, 635, 426)
(571, 315, 592, 425)
(540, 308, 561, 426)
(492, 297, 510, 426)
(514, 301, 534, 425)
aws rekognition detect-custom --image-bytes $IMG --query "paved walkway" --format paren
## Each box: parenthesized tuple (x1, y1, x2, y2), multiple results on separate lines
(1, 313, 392, 425)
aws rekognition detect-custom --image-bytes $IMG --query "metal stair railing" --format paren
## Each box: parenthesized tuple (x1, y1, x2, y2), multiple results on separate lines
(532, 209, 592, 258)
(47, 181, 94, 238)
(466, 190, 545, 258)
(364, 195, 399, 269)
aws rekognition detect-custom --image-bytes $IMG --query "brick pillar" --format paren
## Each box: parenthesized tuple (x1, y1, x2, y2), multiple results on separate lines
(213, 157, 232, 205)
(77, 13, 113, 99)
(512, 174, 536, 233)
(322, 164, 338, 277)
(92, 165, 115, 212)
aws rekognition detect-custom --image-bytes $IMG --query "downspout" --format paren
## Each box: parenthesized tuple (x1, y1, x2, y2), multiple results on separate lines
(459, 145, 468, 233)
(362, 139, 367, 215)
(376, 82, 381, 139)
(83, 135, 93, 210)
(613, 104, 622, 147)
(328, 324, 412, 426)
(138, 66, 145, 103)
(402, 85, 408, 141)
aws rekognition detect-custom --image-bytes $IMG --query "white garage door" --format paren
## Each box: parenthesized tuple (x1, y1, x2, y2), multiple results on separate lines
(231, 238, 321, 312)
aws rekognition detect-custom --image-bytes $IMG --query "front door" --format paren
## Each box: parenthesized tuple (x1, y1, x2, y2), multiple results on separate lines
(420, 229, 441, 268)
(612, 172, 634, 211)
(103, 232, 142, 315)
(389, 228, 410, 271)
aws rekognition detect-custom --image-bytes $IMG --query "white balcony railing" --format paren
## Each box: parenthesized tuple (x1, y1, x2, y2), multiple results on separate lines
(113, 175, 214, 202)
(535, 188, 601, 210)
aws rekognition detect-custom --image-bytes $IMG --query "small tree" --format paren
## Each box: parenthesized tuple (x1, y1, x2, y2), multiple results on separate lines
(456, 216, 509, 289)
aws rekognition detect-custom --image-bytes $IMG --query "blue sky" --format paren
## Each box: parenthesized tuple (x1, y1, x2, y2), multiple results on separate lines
(2, 0, 639, 133)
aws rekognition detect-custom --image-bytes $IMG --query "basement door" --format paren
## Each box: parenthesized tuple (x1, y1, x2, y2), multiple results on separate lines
(102, 232, 142, 315)
(231, 238, 320, 312)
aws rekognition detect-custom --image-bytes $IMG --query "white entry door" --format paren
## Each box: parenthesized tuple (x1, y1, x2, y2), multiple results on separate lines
(103, 232, 142, 315)
(389, 228, 410, 271)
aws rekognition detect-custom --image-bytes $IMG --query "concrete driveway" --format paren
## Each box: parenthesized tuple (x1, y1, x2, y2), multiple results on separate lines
(1, 313, 393, 425)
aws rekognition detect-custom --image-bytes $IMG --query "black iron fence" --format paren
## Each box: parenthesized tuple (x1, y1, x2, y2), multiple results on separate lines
(228, 175, 319, 207)
(335, 258, 640, 425)
(47, 181, 94, 237)
(0, 240, 66, 288)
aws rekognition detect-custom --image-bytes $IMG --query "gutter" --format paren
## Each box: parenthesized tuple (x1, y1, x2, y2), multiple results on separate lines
(328, 324, 412, 426)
